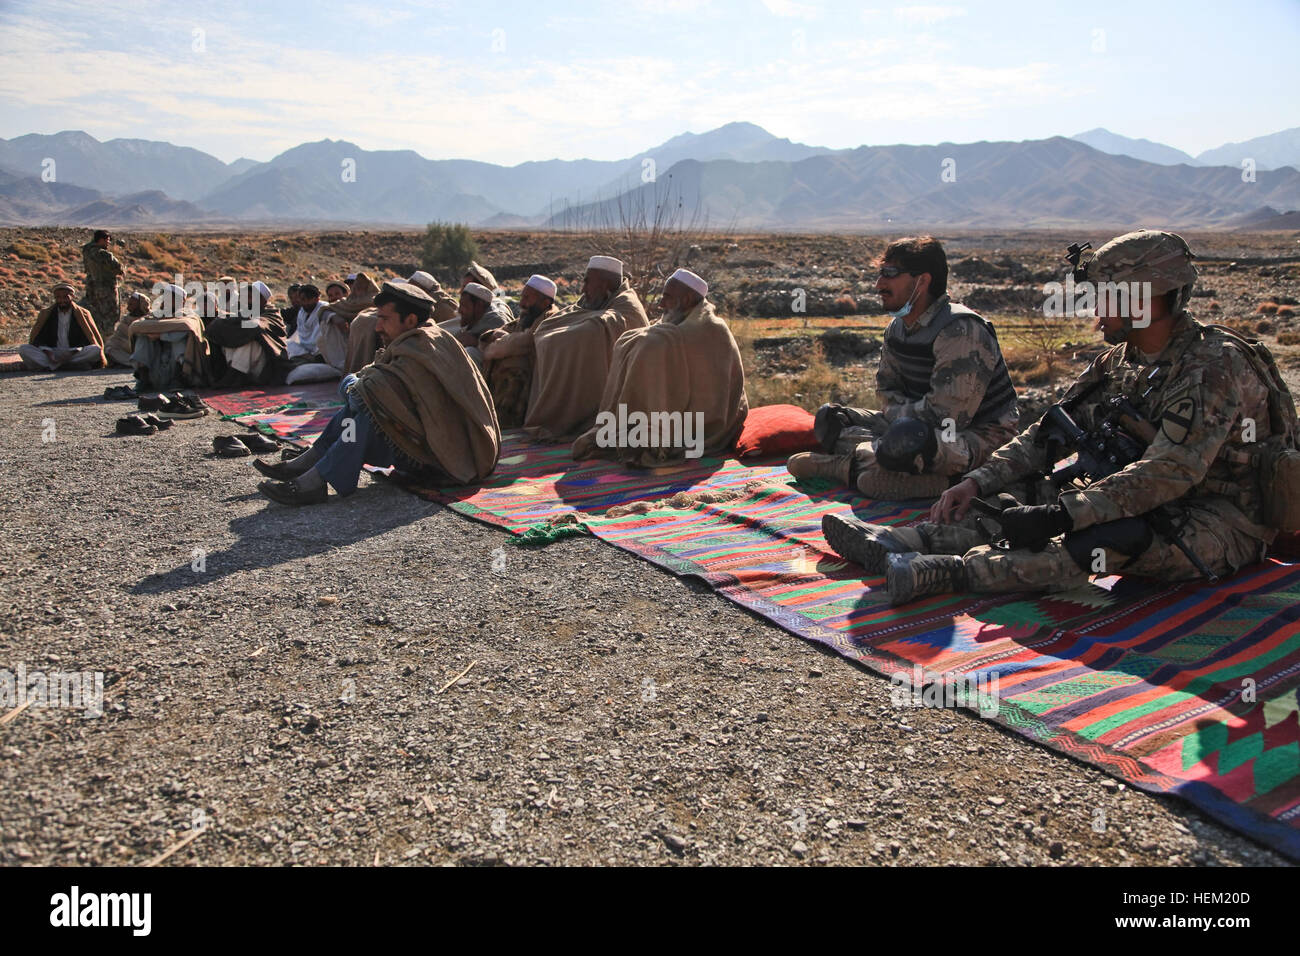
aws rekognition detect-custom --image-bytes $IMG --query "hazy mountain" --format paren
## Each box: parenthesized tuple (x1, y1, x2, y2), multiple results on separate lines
(5, 124, 1300, 229)
(548, 137, 1300, 230)
(0, 167, 103, 225)
(1071, 128, 1197, 166)
(1196, 127, 1300, 172)
(198, 123, 833, 224)
(0, 131, 245, 201)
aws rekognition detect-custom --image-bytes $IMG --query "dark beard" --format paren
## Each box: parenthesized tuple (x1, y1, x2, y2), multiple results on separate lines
(519, 304, 544, 329)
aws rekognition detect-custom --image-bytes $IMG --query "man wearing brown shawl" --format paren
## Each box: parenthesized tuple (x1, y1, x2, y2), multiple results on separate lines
(105, 291, 149, 367)
(128, 284, 211, 389)
(481, 274, 559, 428)
(524, 256, 649, 441)
(19, 282, 105, 371)
(573, 269, 748, 467)
(254, 281, 500, 506)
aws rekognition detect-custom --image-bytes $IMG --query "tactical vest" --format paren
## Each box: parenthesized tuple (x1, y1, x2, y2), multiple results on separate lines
(883, 301, 1017, 427)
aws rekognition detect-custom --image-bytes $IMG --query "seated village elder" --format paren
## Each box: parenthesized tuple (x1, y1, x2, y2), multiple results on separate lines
(205, 281, 288, 386)
(284, 283, 348, 380)
(524, 256, 650, 441)
(446, 283, 506, 368)
(481, 274, 560, 428)
(573, 269, 748, 467)
(342, 271, 451, 373)
(104, 291, 149, 368)
(253, 281, 501, 507)
(787, 236, 1019, 500)
(128, 284, 211, 390)
(19, 282, 105, 371)
(463, 261, 515, 323)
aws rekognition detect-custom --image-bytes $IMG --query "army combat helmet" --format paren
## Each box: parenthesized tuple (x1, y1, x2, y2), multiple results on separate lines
(1085, 229, 1199, 314)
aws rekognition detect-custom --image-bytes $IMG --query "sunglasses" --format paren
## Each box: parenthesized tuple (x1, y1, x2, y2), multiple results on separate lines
(877, 265, 910, 279)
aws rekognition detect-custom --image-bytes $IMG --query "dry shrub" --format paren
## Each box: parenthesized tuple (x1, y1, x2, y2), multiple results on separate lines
(1256, 301, 1279, 315)
(9, 240, 49, 262)
(1004, 351, 1051, 385)
(1257, 319, 1274, 334)
(1278, 306, 1297, 319)
(1279, 332, 1300, 346)
(833, 293, 857, 313)
(1208, 299, 1221, 311)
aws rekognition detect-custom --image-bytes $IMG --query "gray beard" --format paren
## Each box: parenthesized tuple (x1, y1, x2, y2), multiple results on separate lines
(662, 307, 686, 324)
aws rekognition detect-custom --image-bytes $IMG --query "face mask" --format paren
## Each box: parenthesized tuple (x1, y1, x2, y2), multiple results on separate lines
(889, 278, 924, 320)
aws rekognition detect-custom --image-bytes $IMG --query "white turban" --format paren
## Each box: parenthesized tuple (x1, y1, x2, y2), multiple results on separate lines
(345, 273, 357, 282)
(253, 280, 271, 301)
(463, 282, 493, 304)
(669, 268, 708, 298)
(524, 274, 557, 300)
(155, 283, 187, 317)
(587, 255, 623, 277)
(407, 270, 439, 294)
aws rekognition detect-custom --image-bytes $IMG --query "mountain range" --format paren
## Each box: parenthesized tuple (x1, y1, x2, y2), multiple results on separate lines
(0, 122, 1296, 231)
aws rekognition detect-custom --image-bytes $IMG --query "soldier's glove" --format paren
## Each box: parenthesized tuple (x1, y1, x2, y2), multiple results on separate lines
(998, 503, 1072, 552)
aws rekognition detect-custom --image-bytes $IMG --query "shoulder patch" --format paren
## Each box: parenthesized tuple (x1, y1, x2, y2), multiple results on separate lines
(1161, 396, 1196, 445)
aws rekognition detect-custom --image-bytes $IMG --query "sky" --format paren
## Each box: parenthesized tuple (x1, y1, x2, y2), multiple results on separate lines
(0, 0, 1296, 166)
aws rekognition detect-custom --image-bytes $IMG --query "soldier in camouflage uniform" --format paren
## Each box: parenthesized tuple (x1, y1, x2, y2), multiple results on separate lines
(80, 229, 124, 339)
(788, 236, 1019, 500)
(822, 230, 1287, 605)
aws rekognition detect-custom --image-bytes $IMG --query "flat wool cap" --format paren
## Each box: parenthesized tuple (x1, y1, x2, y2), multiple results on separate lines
(462, 282, 494, 304)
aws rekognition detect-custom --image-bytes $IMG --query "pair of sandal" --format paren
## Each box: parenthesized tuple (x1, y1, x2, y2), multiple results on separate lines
(116, 413, 173, 436)
(138, 391, 208, 419)
(103, 385, 138, 400)
(213, 432, 281, 457)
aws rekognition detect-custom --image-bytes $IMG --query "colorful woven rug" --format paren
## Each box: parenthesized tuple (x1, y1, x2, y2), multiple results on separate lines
(0, 350, 27, 373)
(178, 385, 1300, 857)
(202, 382, 342, 445)
(414, 432, 1300, 860)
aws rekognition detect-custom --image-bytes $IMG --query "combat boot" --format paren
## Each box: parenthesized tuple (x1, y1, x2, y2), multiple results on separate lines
(786, 452, 852, 485)
(822, 513, 929, 574)
(855, 464, 950, 501)
(885, 552, 968, 606)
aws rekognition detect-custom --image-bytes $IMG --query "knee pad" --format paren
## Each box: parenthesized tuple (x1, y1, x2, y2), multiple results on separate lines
(1063, 517, 1153, 572)
(875, 418, 938, 474)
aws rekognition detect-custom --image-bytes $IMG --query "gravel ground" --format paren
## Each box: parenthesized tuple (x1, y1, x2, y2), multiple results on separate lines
(0, 366, 1289, 867)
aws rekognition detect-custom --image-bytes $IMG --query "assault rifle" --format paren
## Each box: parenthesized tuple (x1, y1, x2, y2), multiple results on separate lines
(972, 397, 1219, 582)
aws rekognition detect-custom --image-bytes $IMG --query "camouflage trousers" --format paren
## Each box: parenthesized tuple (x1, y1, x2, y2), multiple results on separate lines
(490, 366, 532, 430)
(82, 282, 120, 339)
(917, 498, 1270, 594)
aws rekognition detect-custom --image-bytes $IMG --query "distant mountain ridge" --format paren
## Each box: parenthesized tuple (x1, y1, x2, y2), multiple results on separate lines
(1, 124, 1298, 230)
(1071, 126, 1300, 172)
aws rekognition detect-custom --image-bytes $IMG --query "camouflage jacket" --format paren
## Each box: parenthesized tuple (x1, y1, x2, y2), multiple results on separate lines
(82, 241, 123, 285)
(876, 295, 1020, 440)
(966, 313, 1278, 536)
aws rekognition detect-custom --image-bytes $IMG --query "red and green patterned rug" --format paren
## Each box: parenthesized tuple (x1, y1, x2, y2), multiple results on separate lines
(199, 385, 1300, 860)
(415, 434, 1300, 860)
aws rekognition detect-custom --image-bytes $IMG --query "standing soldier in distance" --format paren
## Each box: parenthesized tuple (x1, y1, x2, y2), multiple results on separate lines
(81, 229, 124, 339)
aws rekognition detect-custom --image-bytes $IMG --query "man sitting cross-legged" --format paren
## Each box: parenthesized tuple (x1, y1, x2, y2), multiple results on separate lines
(19, 282, 105, 371)
(254, 281, 500, 506)
(788, 236, 1019, 500)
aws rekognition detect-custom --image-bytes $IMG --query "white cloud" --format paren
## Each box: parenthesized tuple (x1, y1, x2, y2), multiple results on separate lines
(760, 0, 822, 19)
(892, 4, 966, 26)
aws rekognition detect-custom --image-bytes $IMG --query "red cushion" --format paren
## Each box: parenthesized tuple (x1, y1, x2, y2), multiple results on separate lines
(734, 404, 820, 459)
